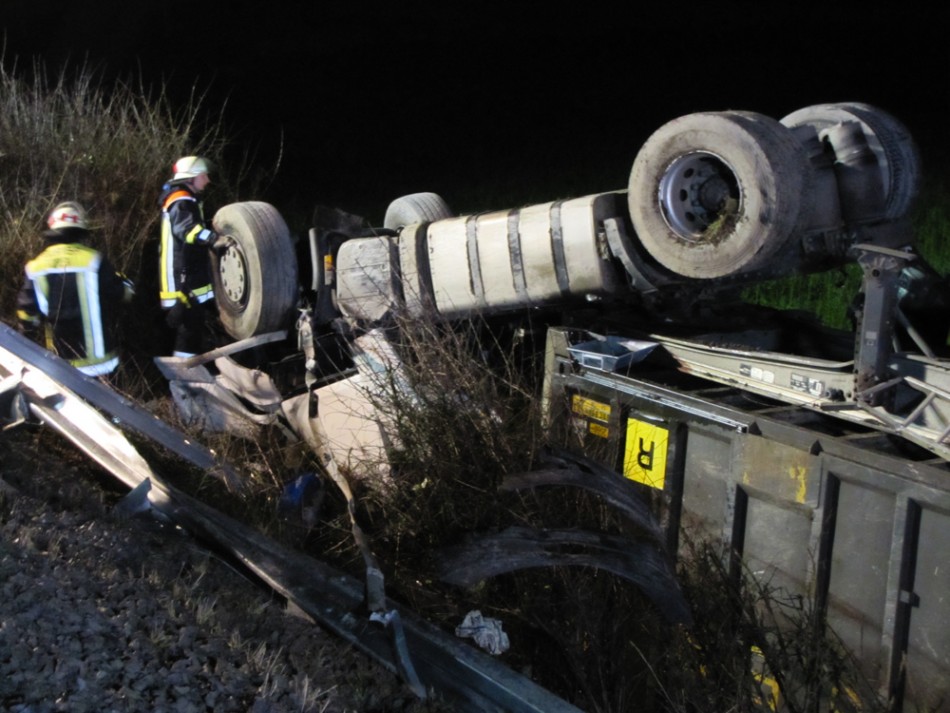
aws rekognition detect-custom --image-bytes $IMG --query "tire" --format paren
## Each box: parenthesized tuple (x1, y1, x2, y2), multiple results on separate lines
(780, 102, 921, 220)
(383, 192, 453, 230)
(628, 111, 813, 280)
(212, 201, 298, 341)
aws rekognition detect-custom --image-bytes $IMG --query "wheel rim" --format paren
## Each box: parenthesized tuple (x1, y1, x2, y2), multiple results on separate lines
(658, 152, 741, 242)
(217, 239, 249, 312)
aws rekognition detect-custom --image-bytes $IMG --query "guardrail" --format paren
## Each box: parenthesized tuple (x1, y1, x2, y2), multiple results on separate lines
(0, 324, 581, 713)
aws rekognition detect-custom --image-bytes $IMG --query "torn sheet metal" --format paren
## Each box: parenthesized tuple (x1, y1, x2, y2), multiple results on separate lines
(153, 327, 411, 481)
(308, 329, 422, 479)
(179, 330, 289, 369)
(213, 357, 284, 412)
(292, 374, 393, 479)
(154, 356, 280, 439)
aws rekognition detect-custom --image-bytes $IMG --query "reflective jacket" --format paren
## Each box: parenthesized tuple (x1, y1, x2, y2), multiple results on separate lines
(158, 182, 215, 309)
(18, 229, 133, 376)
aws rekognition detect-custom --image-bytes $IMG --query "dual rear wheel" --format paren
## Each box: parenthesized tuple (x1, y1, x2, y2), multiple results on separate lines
(628, 103, 920, 280)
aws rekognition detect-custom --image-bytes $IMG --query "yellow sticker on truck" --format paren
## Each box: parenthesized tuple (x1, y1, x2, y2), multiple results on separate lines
(623, 417, 669, 489)
(571, 394, 611, 423)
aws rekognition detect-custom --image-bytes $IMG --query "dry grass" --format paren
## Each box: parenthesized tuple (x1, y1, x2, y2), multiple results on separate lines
(0, 58, 225, 301)
(0, 55, 282, 370)
(349, 315, 544, 559)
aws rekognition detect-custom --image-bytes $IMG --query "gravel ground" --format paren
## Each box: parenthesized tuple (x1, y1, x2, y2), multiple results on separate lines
(0, 432, 451, 713)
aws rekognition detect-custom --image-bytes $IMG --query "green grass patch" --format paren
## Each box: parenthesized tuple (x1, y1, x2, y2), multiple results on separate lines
(743, 183, 950, 329)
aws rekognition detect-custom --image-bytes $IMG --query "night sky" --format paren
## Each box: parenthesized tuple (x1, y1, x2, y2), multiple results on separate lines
(2, 2, 946, 225)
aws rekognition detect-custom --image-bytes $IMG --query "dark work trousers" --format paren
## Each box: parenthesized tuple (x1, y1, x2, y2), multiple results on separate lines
(165, 300, 215, 357)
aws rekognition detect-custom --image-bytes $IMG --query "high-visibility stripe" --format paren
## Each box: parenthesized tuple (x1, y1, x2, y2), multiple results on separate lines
(76, 271, 92, 357)
(25, 242, 116, 369)
(159, 190, 213, 304)
(78, 270, 108, 361)
(160, 283, 214, 309)
(74, 355, 119, 376)
(25, 243, 100, 274)
(34, 276, 50, 315)
(185, 225, 213, 244)
(162, 190, 193, 210)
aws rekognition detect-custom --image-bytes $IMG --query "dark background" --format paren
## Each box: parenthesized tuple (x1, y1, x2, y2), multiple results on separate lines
(2, 2, 946, 224)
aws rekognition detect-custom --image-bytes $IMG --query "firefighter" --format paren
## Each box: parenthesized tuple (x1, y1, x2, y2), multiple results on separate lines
(158, 155, 224, 357)
(17, 202, 134, 377)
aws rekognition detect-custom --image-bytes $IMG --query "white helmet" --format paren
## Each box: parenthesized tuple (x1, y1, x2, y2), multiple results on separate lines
(173, 156, 210, 180)
(47, 202, 89, 231)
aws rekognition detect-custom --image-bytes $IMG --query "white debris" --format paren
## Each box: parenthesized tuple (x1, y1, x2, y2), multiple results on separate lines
(455, 610, 510, 655)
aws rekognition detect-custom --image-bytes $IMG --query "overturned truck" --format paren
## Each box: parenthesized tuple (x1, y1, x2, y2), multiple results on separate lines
(196, 102, 936, 471)
(169, 102, 948, 709)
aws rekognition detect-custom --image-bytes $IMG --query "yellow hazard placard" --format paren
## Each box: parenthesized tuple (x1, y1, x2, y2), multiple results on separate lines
(623, 417, 669, 489)
(571, 394, 611, 423)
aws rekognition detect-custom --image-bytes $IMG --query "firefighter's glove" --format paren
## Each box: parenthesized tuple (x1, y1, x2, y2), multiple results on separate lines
(119, 273, 135, 302)
(211, 235, 234, 255)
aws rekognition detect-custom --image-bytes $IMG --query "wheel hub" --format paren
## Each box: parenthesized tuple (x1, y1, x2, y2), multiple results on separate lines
(217, 240, 249, 311)
(658, 152, 741, 241)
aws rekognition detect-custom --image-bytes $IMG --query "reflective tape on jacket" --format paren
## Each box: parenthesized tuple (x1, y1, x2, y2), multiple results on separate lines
(24, 243, 115, 370)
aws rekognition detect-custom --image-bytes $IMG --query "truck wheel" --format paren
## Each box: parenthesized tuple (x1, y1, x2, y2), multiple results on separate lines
(780, 102, 921, 220)
(383, 192, 453, 230)
(628, 111, 813, 280)
(212, 201, 299, 341)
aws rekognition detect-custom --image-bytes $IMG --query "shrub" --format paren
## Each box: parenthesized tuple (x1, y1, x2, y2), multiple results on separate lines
(0, 56, 229, 360)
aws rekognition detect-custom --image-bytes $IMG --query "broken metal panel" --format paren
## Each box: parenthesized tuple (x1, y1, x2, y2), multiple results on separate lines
(153, 356, 216, 383)
(169, 380, 274, 438)
(179, 330, 288, 369)
(282, 329, 411, 480)
(154, 329, 404, 480)
(213, 356, 284, 412)
(307, 375, 393, 479)
(154, 356, 280, 438)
